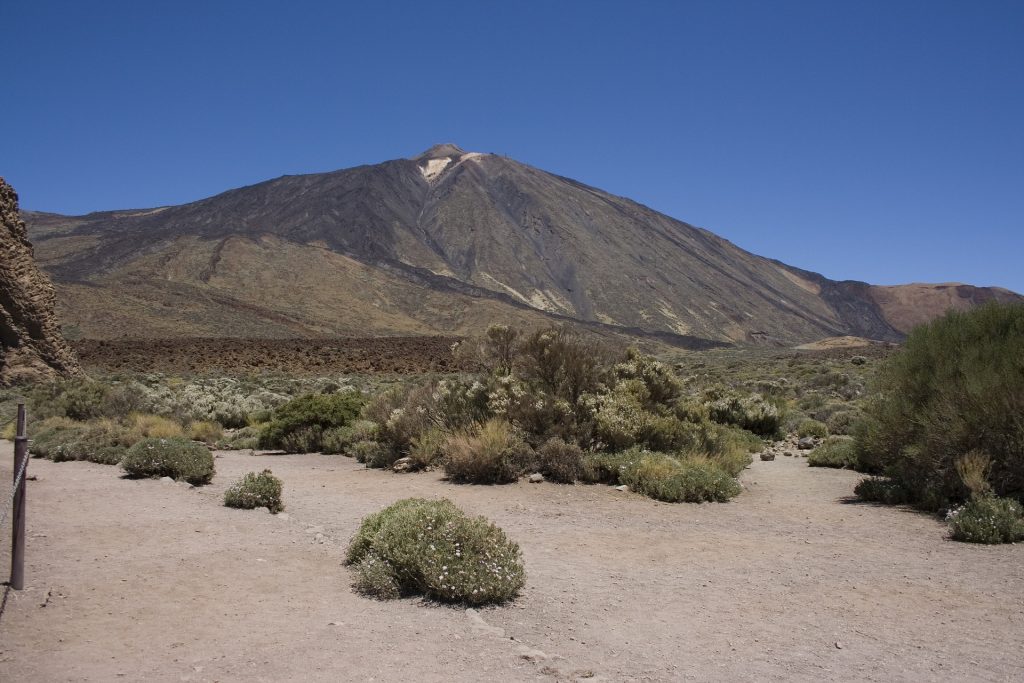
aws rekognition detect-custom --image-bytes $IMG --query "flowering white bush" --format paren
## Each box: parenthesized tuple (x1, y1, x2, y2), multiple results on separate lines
(345, 498, 525, 605)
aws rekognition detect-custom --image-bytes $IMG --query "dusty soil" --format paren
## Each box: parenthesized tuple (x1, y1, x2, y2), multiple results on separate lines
(72, 337, 469, 376)
(1, 445, 1023, 682)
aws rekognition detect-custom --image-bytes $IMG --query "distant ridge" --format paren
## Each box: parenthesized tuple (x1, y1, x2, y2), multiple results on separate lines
(22, 145, 1022, 345)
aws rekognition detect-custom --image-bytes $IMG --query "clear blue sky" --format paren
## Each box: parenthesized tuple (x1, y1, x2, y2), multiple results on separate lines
(3, 1, 1022, 291)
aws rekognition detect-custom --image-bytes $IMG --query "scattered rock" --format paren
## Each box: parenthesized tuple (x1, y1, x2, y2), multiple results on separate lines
(614, 485, 629, 492)
(528, 473, 545, 483)
(519, 648, 549, 662)
(835, 641, 843, 649)
(159, 476, 175, 484)
(798, 437, 816, 450)
(465, 608, 505, 637)
(760, 453, 775, 461)
(392, 457, 414, 473)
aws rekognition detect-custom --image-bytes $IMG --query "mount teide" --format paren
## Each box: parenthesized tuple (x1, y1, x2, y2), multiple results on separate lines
(23, 145, 1020, 345)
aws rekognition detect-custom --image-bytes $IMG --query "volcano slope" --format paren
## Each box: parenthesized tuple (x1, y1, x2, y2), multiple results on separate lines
(23, 144, 1020, 346)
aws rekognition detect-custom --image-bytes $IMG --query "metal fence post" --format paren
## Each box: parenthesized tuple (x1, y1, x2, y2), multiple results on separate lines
(11, 403, 27, 590)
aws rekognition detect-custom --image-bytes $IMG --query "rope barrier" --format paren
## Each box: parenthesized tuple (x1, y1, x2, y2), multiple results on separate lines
(1, 443, 29, 529)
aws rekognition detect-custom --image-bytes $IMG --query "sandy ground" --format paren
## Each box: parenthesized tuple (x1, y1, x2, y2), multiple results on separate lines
(1, 443, 1023, 682)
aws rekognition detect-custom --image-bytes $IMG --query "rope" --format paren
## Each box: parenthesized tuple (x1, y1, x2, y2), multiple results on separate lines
(0, 443, 29, 529)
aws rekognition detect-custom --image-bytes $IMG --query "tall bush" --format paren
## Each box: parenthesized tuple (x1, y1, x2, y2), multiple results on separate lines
(856, 303, 1024, 508)
(258, 391, 363, 452)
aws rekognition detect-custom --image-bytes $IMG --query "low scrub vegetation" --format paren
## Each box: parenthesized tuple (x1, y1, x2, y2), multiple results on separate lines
(617, 451, 741, 503)
(258, 391, 363, 452)
(443, 419, 532, 484)
(224, 469, 284, 513)
(947, 496, 1024, 544)
(122, 437, 215, 485)
(344, 326, 757, 502)
(854, 477, 911, 505)
(345, 498, 525, 605)
(796, 419, 828, 439)
(807, 436, 858, 469)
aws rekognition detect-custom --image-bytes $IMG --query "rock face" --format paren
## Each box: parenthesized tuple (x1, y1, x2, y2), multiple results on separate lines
(0, 178, 80, 384)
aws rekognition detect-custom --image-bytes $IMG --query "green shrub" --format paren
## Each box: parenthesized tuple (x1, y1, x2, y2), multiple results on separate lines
(28, 417, 136, 465)
(536, 438, 585, 483)
(518, 327, 611, 404)
(825, 409, 859, 436)
(58, 420, 139, 464)
(443, 420, 533, 484)
(856, 303, 1024, 508)
(948, 496, 1024, 544)
(580, 450, 641, 484)
(351, 554, 401, 599)
(259, 392, 363, 453)
(187, 420, 224, 444)
(797, 419, 829, 439)
(593, 382, 647, 450)
(217, 425, 260, 450)
(224, 469, 284, 513)
(350, 439, 394, 467)
(29, 379, 110, 421)
(640, 415, 700, 453)
(322, 419, 379, 455)
(692, 423, 757, 477)
(129, 413, 185, 439)
(407, 427, 447, 471)
(345, 498, 525, 605)
(122, 437, 215, 485)
(29, 417, 89, 460)
(277, 425, 323, 454)
(613, 348, 682, 409)
(781, 411, 810, 434)
(360, 385, 440, 458)
(707, 393, 782, 437)
(854, 477, 911, 505)
(619, 452, 742, 503)
(807, 436, 858, 469)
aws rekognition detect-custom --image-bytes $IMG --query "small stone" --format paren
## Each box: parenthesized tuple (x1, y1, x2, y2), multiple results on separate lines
(528, 473, 545, 483)
(519, 648, 549, 662)
(392, 457, 414, 473)
(835, 641, 843, 649)
(760, 453, 775, 461)
(159, 476, 174, 483)
(614, 484, 629, 492)
(798, 437, 816, 450)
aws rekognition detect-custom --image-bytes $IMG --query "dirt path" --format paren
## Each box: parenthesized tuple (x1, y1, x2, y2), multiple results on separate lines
(1, 444, 1022, 682)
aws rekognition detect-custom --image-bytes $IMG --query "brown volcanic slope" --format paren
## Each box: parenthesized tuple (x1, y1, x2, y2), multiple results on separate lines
(23, 145, 1022, 345)
(0, 178, 80, 384)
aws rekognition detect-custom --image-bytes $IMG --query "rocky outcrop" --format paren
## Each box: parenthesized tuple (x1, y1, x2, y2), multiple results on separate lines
(0, 178, 80, 384)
